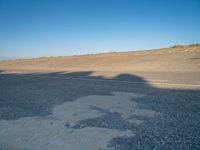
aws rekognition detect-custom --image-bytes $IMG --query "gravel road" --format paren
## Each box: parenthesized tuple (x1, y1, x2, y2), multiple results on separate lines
(0, 71, 200, 150)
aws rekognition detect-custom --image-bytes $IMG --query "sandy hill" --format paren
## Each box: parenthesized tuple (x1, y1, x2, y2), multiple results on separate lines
(0, 45, 200, 73)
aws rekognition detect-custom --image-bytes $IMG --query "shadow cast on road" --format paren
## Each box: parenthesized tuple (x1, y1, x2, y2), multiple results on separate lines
(0, 71, 200, 149)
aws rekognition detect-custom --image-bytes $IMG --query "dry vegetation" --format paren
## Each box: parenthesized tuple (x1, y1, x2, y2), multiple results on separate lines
(170, 43, 200, 48)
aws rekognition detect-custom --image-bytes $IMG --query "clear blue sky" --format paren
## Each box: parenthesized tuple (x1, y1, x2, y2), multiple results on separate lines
(0, 0, 200, 59)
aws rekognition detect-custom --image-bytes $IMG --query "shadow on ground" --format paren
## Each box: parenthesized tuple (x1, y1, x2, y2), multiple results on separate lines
(0, 71, 200, 149)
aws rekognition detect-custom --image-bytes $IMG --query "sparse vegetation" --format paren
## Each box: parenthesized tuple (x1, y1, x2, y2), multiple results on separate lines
(171, 43, 200, 48)
(171, 44, 186, 48)
(188, 43, 200, 47)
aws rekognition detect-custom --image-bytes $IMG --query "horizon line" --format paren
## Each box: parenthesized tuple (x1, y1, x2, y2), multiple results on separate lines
(1, 42, 199, 61)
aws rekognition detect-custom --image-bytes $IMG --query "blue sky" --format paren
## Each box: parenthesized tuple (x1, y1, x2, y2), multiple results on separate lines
(0, 0, 200, 59)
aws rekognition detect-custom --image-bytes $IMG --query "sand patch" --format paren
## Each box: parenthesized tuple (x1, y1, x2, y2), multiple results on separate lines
(0, 92, 157, 150)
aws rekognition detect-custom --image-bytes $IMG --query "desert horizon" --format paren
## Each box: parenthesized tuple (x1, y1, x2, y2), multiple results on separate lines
(1, 43, 200, 73)
(1, 0, 200, 149)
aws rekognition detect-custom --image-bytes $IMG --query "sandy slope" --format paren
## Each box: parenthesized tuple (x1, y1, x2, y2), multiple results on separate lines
(0, 45, 200, 72)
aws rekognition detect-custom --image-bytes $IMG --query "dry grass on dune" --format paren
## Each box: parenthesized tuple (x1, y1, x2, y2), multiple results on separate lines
(0, 44, 200, 73)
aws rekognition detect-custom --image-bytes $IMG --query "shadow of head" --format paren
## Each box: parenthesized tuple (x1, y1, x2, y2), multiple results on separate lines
(113, 73, 147, 82)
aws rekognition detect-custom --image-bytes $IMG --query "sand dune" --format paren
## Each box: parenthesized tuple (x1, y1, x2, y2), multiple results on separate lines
(0, 45, 200, 73)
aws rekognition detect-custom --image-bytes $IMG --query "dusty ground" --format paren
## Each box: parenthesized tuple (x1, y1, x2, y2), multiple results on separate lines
(0, 45, 200, 149)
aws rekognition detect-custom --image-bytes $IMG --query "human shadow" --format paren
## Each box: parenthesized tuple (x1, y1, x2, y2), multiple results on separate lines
(0, 71, 200, 149)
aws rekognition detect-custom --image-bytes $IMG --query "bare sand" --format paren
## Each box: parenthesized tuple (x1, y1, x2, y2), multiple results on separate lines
(0, 45, 200, 73)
